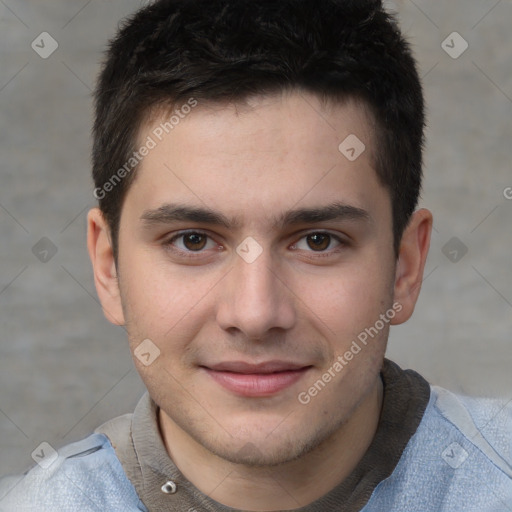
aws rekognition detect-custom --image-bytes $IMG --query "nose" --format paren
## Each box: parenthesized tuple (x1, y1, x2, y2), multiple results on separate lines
(216, 244, 296, 341)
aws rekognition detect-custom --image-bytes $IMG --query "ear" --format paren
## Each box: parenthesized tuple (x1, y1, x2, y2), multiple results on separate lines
(87, 208, 125, 326)
(391, 208, 433, 325)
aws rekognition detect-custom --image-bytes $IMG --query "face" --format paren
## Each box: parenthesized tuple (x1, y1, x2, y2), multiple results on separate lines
(99, 92, 402, 465)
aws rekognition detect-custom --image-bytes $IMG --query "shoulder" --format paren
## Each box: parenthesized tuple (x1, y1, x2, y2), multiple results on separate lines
(431, 385, 512, 472)
(366, 385, 512, 511)
(0, 432, 146, 512)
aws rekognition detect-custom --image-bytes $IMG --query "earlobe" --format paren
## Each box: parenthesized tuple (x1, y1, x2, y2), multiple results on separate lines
(87, 208, 125, 326)
(391, 208, 433, 325)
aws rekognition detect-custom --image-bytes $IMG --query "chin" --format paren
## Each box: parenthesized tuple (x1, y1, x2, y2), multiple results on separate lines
(200, 420, 331, 468)
(213, 438, 307, 468)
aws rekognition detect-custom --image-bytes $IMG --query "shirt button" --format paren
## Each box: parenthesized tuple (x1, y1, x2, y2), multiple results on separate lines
(161, 480, 177, 494)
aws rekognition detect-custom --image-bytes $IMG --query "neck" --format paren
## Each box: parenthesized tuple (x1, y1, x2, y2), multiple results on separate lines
(160, 376, 383, 511)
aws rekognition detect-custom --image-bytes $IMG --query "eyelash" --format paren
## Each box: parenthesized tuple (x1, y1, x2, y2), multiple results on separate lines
(162, 230, 348, 259)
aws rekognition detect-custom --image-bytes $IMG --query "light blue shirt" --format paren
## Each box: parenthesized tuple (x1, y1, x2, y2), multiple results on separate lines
(1, 385, 511, 511)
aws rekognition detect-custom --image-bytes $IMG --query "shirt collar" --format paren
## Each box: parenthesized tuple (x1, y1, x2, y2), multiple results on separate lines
(127, 358, 431, 511)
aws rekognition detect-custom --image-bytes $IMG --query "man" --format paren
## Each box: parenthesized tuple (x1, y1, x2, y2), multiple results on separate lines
(1, 0, 511, 510)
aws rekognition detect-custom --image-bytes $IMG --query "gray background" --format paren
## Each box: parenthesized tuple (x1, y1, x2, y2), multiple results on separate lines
(0, 0, 511, 477)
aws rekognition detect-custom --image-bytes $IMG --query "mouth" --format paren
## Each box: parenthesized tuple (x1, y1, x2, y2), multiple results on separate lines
(200, 361, 313, 397)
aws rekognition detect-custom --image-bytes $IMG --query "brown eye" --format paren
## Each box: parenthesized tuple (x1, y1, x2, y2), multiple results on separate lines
(164, 231, 219, 256)
(183, 233, 208, 251)
(306, 233, 331, 251)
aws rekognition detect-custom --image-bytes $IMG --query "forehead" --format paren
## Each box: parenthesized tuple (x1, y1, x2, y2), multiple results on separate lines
(142, 91, 377, 165)
(123, 91, 387, 228)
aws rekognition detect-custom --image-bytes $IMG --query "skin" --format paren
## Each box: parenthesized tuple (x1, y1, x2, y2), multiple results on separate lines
(88, 91, 432, 510)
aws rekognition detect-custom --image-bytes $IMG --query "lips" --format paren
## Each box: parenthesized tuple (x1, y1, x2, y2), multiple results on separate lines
(202, 361, 312, 397)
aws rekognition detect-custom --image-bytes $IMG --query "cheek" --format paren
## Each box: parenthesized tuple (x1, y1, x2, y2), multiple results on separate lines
(295, 258, 394, 342)
(118, 248, 220, 345)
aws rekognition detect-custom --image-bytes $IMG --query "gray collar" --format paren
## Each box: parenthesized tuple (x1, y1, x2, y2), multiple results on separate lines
(97, 359, 431, 511)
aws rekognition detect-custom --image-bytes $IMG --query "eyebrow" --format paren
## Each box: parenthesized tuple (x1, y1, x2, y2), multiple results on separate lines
(140, 201, 371, 230)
